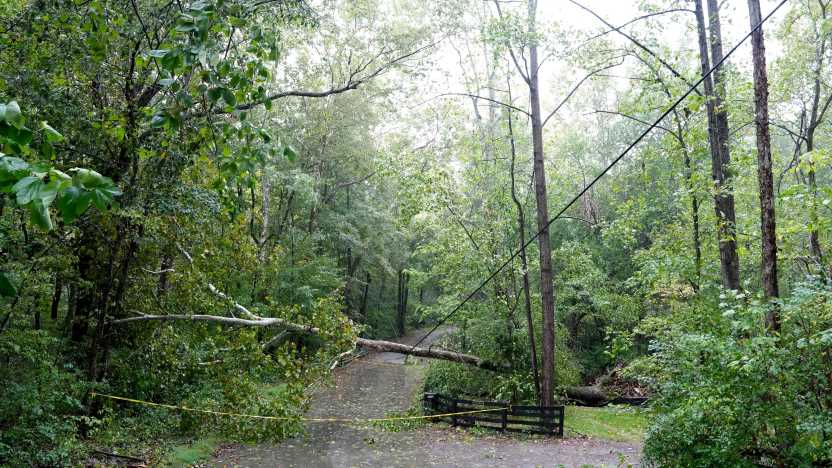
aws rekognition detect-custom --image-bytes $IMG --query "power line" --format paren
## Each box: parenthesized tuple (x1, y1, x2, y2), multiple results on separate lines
(411, 0, 789, 351)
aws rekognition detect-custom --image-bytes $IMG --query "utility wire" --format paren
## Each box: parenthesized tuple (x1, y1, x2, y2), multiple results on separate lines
(411, 0, 788, 351)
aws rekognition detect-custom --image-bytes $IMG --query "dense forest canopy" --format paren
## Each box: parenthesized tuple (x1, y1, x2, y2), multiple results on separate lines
(2, 0, 831, 466)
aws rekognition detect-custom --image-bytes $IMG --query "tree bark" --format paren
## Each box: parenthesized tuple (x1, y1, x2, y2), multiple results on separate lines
(396, 270, 409, 337)
(359, 272, 371, 320)
(747, 0, 780, 330)
(802, 1, 829, 270)
(527, 0, 558, 407)
(112, 313, 614, 402)
(257, 175, 271, 262)
(507, 79, 541, 403)
(157, 252, 173, 297)
(708, 0, 741, 290)
(50, 273, 62, 321)
(695, 0, 741, 290)
(355, 337, 508, 372)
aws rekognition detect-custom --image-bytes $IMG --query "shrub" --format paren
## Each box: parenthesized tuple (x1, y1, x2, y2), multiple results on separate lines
(632, 282, 832, 467)
(423, 319, 580, 403)
(0, 330, 85, 467)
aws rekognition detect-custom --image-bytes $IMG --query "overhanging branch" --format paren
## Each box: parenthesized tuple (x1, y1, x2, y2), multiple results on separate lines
(568, 0, 702, 97)
(233, 42, 437, 111)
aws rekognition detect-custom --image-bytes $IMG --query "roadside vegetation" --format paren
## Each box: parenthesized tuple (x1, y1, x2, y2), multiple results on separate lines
(2, 0, 831, 466)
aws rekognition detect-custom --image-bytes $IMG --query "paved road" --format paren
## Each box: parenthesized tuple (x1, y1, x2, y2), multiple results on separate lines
(210, 329, 641, 467)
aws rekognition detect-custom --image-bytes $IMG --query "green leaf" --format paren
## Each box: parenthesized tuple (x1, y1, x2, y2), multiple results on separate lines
(283, 145, 297, 162)
(0, 272, 15, 297)
(160, 50, 181, 72)
(75, 191, 93, 216)
(150, 114, 166, 128)
(0, 124, 33, 147)
(148, 49, 169, 58)
(38, 178, 61, 206)
(70, 168, 107, 188)
(4, 100, 22, 127)
(90, 188, 115, 210)
(28, 198, 53, 230)
(207, 87, 224, 104)
(220, 88, 236, 107)
(0, 156, 29, 182)
(39, 121, 64, 142)
(12, 176, 42, 205)
(57, 186, 82, 223)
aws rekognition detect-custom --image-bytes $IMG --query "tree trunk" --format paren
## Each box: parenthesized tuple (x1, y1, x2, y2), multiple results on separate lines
(507, 79, 541, 403)
(355, 337, 508, 372)
(50, 273, 62, 321)
(257, 175, 271, 262)
(113, 311, 618, 402)
(157, 253, 173, 297)
(747, 0, 780, 330)
(804, 1, 829, 269)
(396, 270, 409, 337)
(527, 0, 557, 407)
(359, 272, 371, 320)
(695, 0, 740, 290)
(71, 247, 95, 341)
(708, 0, 741, 290)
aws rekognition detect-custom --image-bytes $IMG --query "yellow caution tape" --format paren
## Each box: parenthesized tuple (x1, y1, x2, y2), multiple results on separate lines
(89, 392, 508, 423)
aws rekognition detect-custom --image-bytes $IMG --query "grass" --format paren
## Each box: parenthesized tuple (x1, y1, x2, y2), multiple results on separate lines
(564, 405, 650, 442)
(163, 437, 219, 467)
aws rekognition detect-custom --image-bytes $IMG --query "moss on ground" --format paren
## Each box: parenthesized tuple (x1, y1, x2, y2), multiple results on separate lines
(164, 437, 219, 467)
(564, 405, 649, 442)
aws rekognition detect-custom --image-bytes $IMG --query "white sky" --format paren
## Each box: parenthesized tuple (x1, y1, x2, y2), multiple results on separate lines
(416, 0, 789, 122)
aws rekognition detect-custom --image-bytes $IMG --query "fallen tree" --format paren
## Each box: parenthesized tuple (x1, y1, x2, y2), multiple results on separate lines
(111, 281, 619, 404)
(111, 312, 508, 373)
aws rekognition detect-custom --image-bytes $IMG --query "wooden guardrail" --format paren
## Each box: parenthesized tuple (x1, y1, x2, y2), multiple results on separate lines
(422, 393, 564, 436)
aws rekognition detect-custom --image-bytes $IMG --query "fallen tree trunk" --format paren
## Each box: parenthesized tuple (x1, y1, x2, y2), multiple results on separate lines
(111, 312, 508, 372)
(112, 311, 617, 400)
(355, 337, 509, 373)
(111, 313, 320, 335)
(111, 280, 615, 402)
(564, 385, 609, 406)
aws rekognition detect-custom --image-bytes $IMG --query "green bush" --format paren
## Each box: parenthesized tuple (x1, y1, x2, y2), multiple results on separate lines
(423, 319, 580, 403)
(632, 282, 832, 467)
(103, 324, 311, 443)
(0, 330, 85, 467)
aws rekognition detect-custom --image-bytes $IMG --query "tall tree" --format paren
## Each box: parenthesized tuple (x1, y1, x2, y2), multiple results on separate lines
(747, 0, 780, 329)
(523, 0, 558, 407)
(694, 0, 741, 290)
(507, 79, 541, 402)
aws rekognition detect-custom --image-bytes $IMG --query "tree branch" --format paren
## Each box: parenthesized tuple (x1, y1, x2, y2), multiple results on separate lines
(109, 310, 508, 372)
(591, 110, 681, 144)
(568, 0, 702, 96)
(542, 59, 624, 127)
(110, 312, 320, 334)
(233, 42, 437, 112)
(572, 8, 694, 51)
(439, 92, 531, 116)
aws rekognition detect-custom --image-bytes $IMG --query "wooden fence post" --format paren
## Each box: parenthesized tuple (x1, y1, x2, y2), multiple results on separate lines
(451, 399, 458, 427)
(501, 407, 508, 431)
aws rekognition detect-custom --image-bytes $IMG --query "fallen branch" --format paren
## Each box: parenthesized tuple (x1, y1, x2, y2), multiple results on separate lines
(110, 313, 320, 335)
(208, 283, 262, 320)
(109, 311, 507, 372)
(110, 310, 628, 402)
